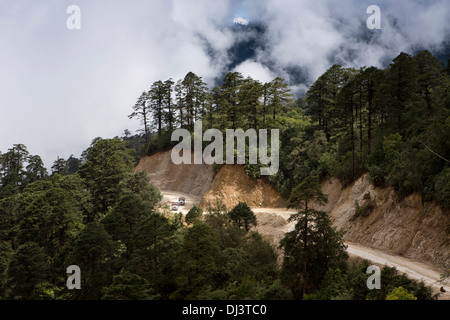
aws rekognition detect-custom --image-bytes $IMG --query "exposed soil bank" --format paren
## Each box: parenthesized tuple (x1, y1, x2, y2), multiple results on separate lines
(312, 174, 450, 271)
(137, 150, 449, 275)
(135, 150, 214, 198)
(199, 165, 286, 209)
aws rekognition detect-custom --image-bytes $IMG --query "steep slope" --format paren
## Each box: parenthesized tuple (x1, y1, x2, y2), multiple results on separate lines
(199, 165, 286, 209)
(136, 150, 449, 273)
(135, 150, 214, 198)
(312, 174, 450, 270)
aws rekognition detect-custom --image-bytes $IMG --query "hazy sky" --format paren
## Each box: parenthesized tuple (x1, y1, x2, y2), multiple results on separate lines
(0, 0, 449, 169)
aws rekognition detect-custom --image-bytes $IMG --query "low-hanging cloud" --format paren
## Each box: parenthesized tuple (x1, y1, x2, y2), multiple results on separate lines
(0, 0, 448, 168)
(239, 0, 450, 85)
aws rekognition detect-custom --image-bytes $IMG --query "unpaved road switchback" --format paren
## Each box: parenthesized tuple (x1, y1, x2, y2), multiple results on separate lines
(346, 241, 449, 299)
(160, 191, 449, 300)
(253, 207, 450, 300)
(140, 152, 448, 273)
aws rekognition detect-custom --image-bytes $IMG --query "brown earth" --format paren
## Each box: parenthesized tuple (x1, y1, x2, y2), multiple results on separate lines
(199, 165, 286, 210)
(252, 211, 290, 265)
(135, 150, 449, 288)
(135, 150, 215, 198)
(311, 173, 450, 270)
(135, 150, 285, 210)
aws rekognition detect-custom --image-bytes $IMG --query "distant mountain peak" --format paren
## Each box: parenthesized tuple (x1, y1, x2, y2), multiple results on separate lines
(233, 17, 249, 26)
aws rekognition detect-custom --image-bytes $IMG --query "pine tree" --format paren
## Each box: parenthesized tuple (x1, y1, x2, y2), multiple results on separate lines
(175, 72, 208, 131)
(7, 242, 49, 299)
(118, 171, 162, 210)
(267, 77, 292, 126)
(261, 82, 271, 128)
(66, 155, 81, 175)
(239, 78, 263, 129)
(0, 190, 20, 245)
(163, 78, 175, 133)
(65, 222, 116, 300)
(148, 80, 166, 137)
(0, 144, 29, 188)
(280, 176, 347, 299)
(221, 72, 244, 130)
(336, 75, 358, 178)
(101, 270, 158, 300)
(17, 176, 84, 257)
(25, 155, 48, 184)
(173, 222, 220, 299)
(175, 79, 186, 129)
(128, 92, 151, 144)
(208, 86, 222, 129)
(130, 213, 178, 298)
(445, 54, 450, 75)
(183, 72, 208, 131)
(102, 193, 152, 256)
(360, 66, 383, 155)
(306, 65, 349, 140)
(51, 156, 67, 176)
(414, 50, 444, 117)
(186, 205, 203, 225)
(387, 52, 418, 134)
(228, 202, 257, 232)
(0, 241, 13, 298)
(78, 138, 135, 220)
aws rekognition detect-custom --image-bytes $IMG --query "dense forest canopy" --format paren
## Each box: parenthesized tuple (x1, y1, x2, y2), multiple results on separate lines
(0, 50, 448, 300)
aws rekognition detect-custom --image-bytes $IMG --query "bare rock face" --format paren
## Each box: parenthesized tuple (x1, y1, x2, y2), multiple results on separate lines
(136, 150, 449, 271)
(253, 212, 288, 266)
(312, 174, 450, 270)
(135, 150, 215, 198)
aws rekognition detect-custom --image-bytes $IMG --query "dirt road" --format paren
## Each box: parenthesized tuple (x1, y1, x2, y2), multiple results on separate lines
(346, 241, 449, 298)
(254, 206, 449, 299)
(160, 191, 449, 299)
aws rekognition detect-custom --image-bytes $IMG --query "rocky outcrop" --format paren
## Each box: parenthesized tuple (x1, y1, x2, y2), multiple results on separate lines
(136, 150, 449, 270)
(135, 150, 214, 198)
(199, 165, 286, 210)
(312, 174, 450, 270)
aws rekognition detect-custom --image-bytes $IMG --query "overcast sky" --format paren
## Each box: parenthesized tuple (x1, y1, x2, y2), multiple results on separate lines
(1, 0, 449, 169)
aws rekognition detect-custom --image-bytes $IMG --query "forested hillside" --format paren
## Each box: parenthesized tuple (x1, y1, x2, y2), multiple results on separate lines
(0, 50, 448, 300)
(133, 50, 450, 209)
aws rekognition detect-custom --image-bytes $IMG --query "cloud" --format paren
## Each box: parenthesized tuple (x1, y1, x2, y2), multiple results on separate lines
(233, 60, 275, 83)
(0, 0, 448, 169)
(240, 0, 450, 84)
(233, 17, 249, 25)
(0, 0, 236, 168)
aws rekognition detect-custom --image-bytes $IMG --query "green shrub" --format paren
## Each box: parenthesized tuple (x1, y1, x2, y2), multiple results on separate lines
(185, 205, 203, 225)
(435, 167, 450, 210)
(386, 286, 417, 300)
(354, 193, 375, 218)
(368, 165, 386, 187)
